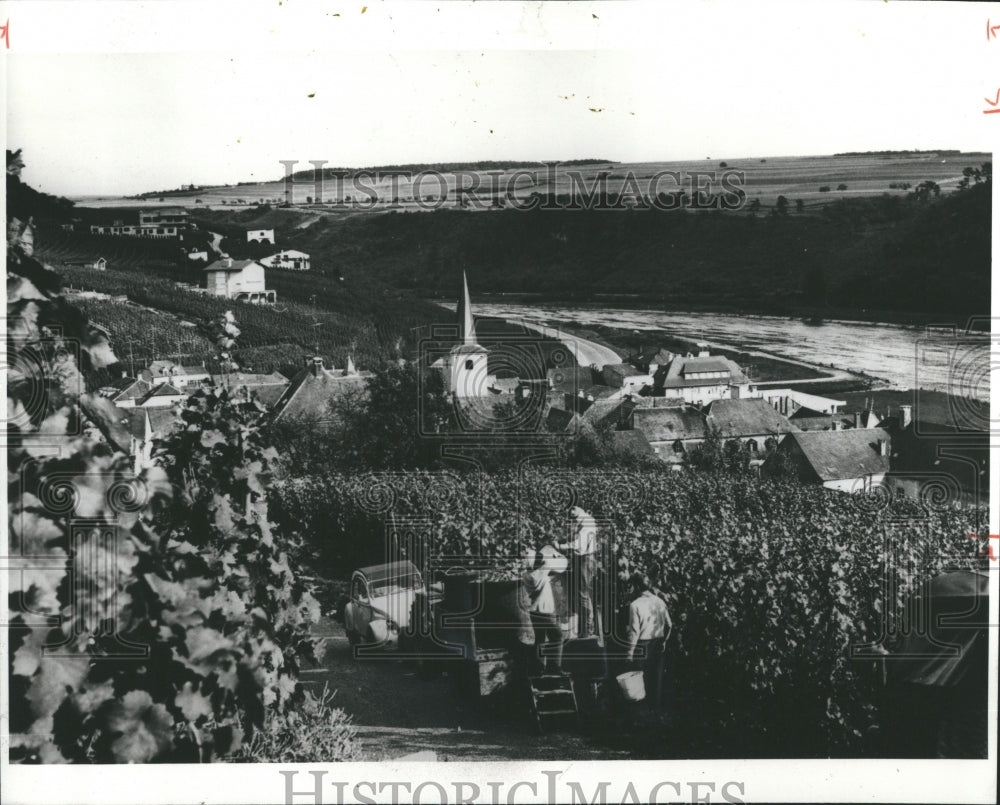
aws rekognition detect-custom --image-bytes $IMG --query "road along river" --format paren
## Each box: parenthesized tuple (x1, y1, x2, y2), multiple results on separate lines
(470, 304, 985, 399)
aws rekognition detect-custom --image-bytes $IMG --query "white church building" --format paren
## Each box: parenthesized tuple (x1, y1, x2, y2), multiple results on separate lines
(431, 272, 496, 398)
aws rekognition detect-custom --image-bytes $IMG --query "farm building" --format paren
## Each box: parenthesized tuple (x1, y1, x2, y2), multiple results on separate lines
(204, 258, 276, 303)
(246, 228, 275, 244)
(260, 249, 310, 271)
(766, 428, 891, 493)
(271, 356, 372, 424)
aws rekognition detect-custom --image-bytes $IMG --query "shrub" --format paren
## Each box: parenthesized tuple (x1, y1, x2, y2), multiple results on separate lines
(233, 685, 360, 763)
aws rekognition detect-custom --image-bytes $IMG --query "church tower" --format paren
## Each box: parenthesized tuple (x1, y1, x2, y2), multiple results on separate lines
(445, 271, 492, 397)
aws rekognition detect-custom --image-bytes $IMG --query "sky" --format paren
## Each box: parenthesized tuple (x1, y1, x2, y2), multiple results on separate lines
(2, 1, 996, 197)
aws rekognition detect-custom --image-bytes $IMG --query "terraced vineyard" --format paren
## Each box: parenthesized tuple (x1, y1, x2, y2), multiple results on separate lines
(55, 261, 447, 379)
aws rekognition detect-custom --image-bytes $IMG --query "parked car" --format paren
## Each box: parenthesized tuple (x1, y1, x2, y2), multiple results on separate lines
(342, 561, 426, 649)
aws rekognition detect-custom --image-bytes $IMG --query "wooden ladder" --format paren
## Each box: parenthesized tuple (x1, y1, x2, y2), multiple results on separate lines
(528, 674, 579, 733)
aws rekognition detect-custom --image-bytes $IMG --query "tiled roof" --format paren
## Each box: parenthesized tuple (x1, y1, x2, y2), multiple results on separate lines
(784, 428, 891, 482)
(545, 407, 580, 432)
(204, 259, 258, 273)
(143, 382, 184, 399)
(609, 429, 655, 456)
(632, 405, 706, 442)
(705, 398, 799, 438)
(659, 355, 750, 388)
(123, 407, 183, 440)
(580, 398, 636, 428)
(110, 377, 151, 401)
(681, 358, 731, 375)
(271, 366, 372, 422)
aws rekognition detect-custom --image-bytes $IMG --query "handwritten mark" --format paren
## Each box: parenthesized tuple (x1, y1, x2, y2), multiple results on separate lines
(988, 19, 1000, 40)
(983, 89, 1000, 114)
(965, 533, 999, 561)
(1, 19, 9, 49)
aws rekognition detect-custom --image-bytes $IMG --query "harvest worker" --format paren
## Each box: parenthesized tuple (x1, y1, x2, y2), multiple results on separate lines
(558, 506, 599, 638)
(521, 544, 569, 675)
(626, 573, 672, 720)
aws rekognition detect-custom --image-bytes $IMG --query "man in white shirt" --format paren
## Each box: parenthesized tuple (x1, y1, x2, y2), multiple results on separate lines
(558, 506, 599, 639)
(626, 573, 672, 718)
(521, 544, 568, 675)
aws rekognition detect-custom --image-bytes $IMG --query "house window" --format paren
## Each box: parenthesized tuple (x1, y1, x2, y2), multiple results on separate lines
(746, 439, 758, 452)
(465, 359, 474, 371)
(672, 439, 684, 454)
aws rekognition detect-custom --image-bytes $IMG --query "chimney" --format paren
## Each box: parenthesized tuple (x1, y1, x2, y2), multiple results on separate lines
(853, 411, 862, 429)
(878, 438, 889, 456)
(697, 342, 710, 358)
(832, 419, 842, 431)
(899, 404, 912, 429)
(310, 356, 324, 376)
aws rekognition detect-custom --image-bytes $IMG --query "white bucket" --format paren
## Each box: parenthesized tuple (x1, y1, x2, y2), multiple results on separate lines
(616, 670, 646, 702)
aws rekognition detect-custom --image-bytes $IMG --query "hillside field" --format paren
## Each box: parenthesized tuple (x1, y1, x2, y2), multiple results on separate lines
(75, 151, 990, 212)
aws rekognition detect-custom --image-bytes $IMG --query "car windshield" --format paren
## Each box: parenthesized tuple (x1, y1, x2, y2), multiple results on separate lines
(369, 575, 420, 597)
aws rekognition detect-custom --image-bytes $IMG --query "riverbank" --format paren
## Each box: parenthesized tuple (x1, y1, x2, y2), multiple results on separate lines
(427, 293, 986, 331)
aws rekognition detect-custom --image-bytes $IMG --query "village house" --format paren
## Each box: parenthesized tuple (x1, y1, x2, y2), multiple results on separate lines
(246, 228, 275, 245)
(100, 376, 152, 409)
(137, 382, 186, 408)
(140, 360, 211, 389)
(123, 407, 183, 473)
(215, 370, 292, 410)
(271, 356, 373, 424)
(630, 403, 708, 466)
(881, 403, 989, 505)
(600, 362, 653, 394)
(628, 346, 675, 375)
(260, 249, 311, 271)
(91, 207, 188, 238)
(631, 397, 799, 465)
(652, 346, 753, 404)
(204, 257, 276, 303)
(704, 397, 801, 453)
(767, 428, 892, 492)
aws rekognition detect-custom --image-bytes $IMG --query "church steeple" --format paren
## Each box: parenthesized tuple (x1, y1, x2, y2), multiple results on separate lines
(457, 270, 477, 346)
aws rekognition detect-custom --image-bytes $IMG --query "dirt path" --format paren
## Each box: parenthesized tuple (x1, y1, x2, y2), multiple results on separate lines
(300, 619, 631, 761)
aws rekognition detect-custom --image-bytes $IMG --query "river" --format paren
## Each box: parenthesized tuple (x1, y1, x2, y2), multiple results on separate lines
(469, 304, 987, 399)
